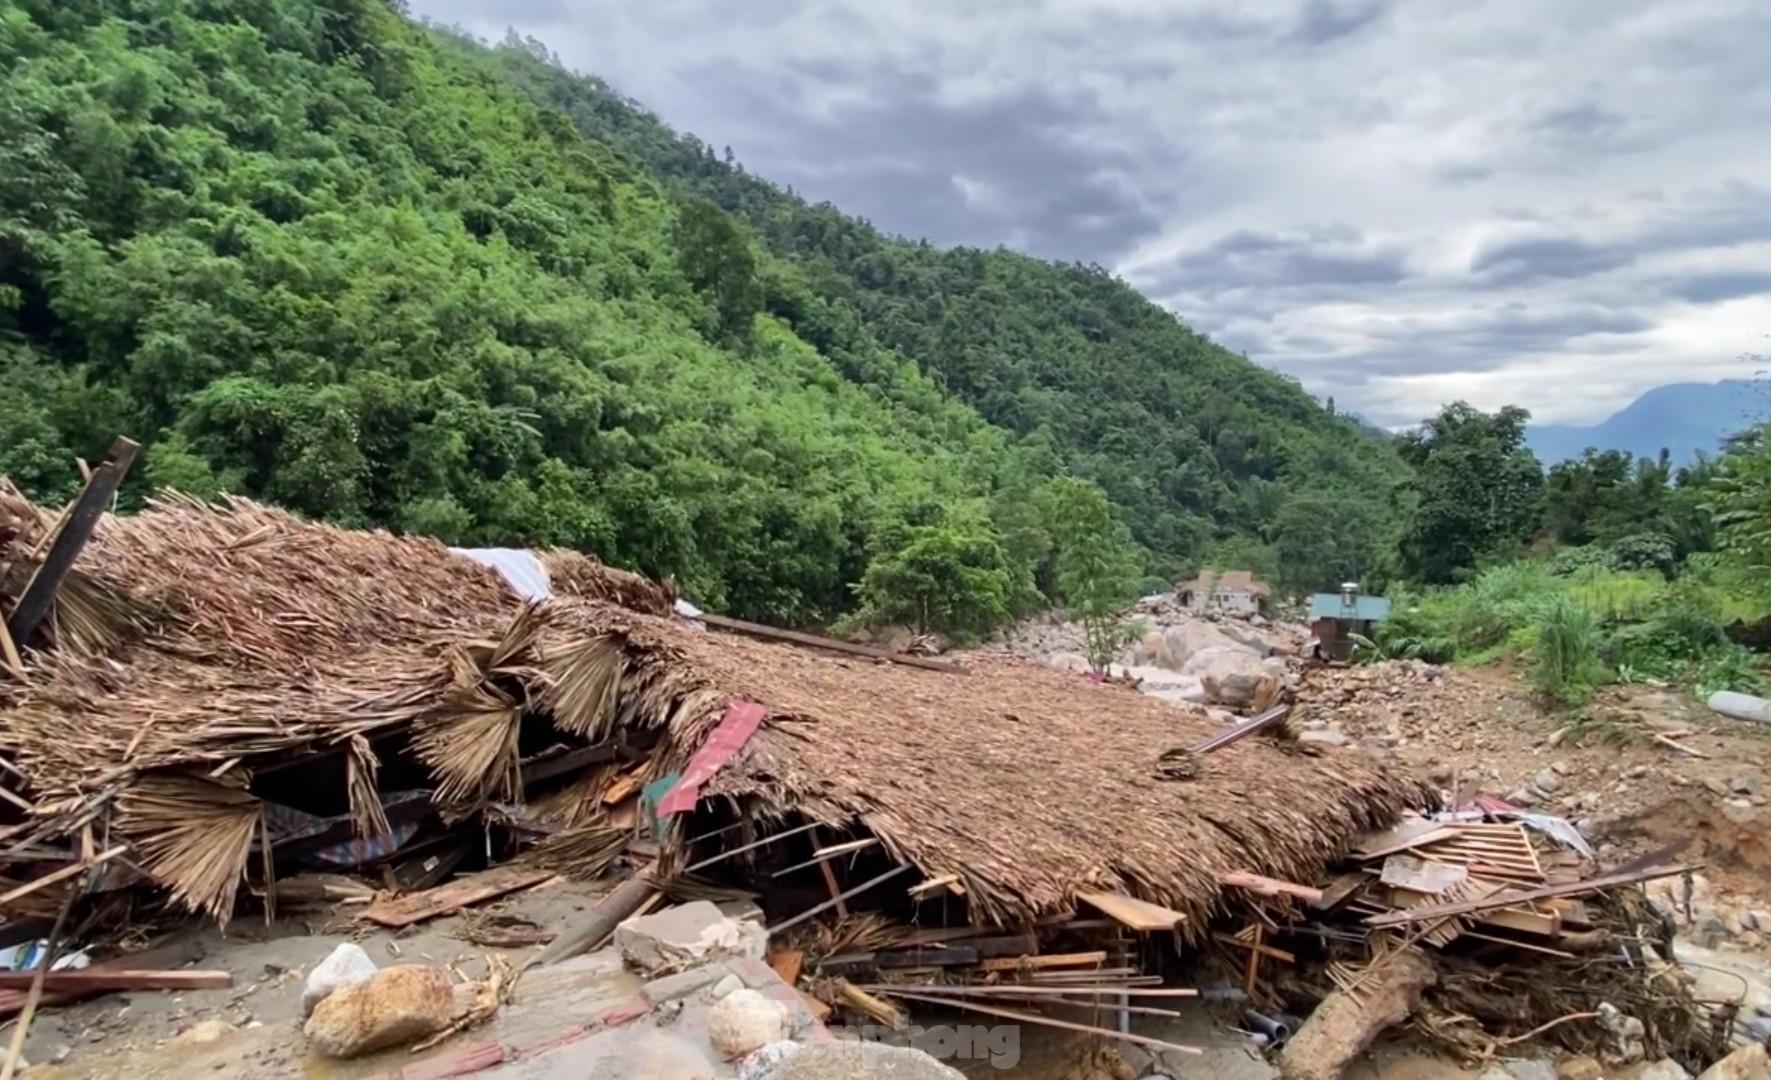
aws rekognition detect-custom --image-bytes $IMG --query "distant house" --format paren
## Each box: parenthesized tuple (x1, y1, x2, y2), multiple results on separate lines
(1177, 569, 1272, 614)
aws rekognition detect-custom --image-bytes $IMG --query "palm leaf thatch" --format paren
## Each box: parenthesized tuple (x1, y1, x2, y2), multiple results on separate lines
(540, 634, 625, 741)
(526, 824, 628, 879)
(346, 734, 390, 840)
(117, 775, 262, 923)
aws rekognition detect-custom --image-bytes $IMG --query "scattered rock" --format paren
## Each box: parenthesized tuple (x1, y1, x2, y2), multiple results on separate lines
(170, 1020, 236, 1048)
(1043, 652, 1090, 674)
(1495, 1063, 1557, 1080)
(1695, 1043, 1770, 1080)
(303, 964, 454, 1058)
(1181, 646, 1275, 706)
(759, 1041, 966, 1079)
(1558, 1056, 1605, 1080)
(1731, 775, 1761, 796)
(711, 973, 744, 999)
(1299, 729, 1351, 748)
(617, 901, 768, 974)
(302, 942, 378, 1018)
(1507, 787, 1541, 808)
(707, 988, 789, 1059)
(739, 1041, 802, 1080)
(1533, 768, 1562, 795)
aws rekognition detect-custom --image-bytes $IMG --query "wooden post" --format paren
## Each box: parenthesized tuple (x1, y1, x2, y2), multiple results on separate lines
(6, 437, 139, 651)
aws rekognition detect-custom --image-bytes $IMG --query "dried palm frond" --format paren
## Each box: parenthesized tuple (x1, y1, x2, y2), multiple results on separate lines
(527, 824, 628, 879)
(526, 765, 618, 830)
(659, 872, 758, 905)
(798, 912, 905, 964)
(49, 571, 148, 656)
(346, 734, 390, 839)
(117, 774, 261, 923)
(412, 688, 522, 809)
(541, 635, 624, 741)
(414, 953, 517, 1053)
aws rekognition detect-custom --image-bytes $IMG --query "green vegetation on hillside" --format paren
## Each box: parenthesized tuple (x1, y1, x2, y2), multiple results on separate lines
(468, 33, 1410, 594)
(0, 1, 1411, 637)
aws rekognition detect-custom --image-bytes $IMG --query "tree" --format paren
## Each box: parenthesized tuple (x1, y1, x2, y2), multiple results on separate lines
(1397, 403, 1543, 582)
(1708, 425, 1771, 574)
(1042, 477, 1141, 671)
(674, 197, 762, 344)
(847, 514, 1035, 641)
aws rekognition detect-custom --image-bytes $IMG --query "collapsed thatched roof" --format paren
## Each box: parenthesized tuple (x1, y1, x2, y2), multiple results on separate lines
(552, 604, 1431, 926)
(0, 489, 1427, 927)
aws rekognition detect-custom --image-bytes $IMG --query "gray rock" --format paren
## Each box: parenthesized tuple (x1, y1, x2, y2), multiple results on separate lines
(1299, 729, 1351, 748)
(616, 901, 767, 974)
(1731, 775, 1761, 795)
(1533, 768, 1562, 795)
(707, 988, 789, 1058)
(302, 942, 378, 1018)
(1507, 787, 1541, 807)
(761, 1041, 966, 1079)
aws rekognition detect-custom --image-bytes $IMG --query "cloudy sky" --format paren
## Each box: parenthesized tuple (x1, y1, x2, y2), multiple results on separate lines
(411, 0, 1771, 426)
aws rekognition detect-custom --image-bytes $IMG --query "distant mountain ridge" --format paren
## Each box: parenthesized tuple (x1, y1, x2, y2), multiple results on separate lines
(1527, 380, 1765, 466)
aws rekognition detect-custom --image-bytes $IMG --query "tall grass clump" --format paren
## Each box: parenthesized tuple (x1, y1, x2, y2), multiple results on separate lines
(1531, 595, 1605, 704)
(1449, 562, 1554, 652)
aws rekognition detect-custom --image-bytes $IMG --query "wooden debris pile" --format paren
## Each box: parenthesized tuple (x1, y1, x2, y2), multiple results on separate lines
(1213, 811, 1728, 1075)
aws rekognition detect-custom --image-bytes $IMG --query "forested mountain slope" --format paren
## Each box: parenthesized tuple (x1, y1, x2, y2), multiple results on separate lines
(469, 34, 1410, 585)
(0, 0, 1406, 629)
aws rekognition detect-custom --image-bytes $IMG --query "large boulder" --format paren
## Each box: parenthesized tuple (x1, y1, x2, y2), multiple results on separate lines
(303, 964, 453, 1058)
(1135, 622, 1256, 670)
(616, 900, 767, 974)
(1181, 647, 1279, 707)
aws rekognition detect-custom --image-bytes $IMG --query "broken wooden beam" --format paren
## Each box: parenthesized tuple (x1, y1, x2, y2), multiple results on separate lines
(6, 437, 139, 650)
(1220, 870, 1325, 906)
(772, 838, 880, 877)
(766, 863, 914, 935)
(0, 969, 231, 992)
(834, 978, 906, 1030)
(877, 989, 1203, 1055)
(1077, 890, 1187, 931)
(979, 951, 1108, 972)
(699, 613, 965, 674)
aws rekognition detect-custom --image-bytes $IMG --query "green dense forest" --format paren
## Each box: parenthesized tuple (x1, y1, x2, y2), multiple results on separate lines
(0, 0, 1405, 630)
(6, 0, 1771, 668)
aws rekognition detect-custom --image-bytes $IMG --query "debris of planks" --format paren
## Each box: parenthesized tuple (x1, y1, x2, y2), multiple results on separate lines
(361, 866, 556, 929)
(0, 969, 232, 992)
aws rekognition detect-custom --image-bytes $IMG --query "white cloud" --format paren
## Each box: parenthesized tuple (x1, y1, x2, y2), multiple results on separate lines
(411, 0, 1771, 425)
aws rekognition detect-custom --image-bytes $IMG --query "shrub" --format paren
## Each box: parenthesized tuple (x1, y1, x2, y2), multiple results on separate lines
(1531, 596, 1605, 704)
(1608, 532, 1677, 576)
(1449, 562, 1552, 651)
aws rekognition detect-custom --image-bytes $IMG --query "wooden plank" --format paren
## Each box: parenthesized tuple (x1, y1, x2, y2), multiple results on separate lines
(979, 951, 1108, 972)
(835, 979, 905, 1030)
(0, 847, 125, 908)
(0, 969, 231, 992)
(1076, 891, 1187, 931)
(1354, 824, 1459, 860)
(1476, 906, 1561, 938)
(773, 838, 880, 877)
(876, 947, 979, 969)
(1365, 865, 1691, 928)
(1214, 932, 1297, 964)
(908, 873, 961, 896)
(1380, 854, 1468, 895)
(877, 991, 1203, 1056)
(1315, 872, 1370, 911)
(968, 934, 1042, 958)
(6, 437, 139, 648)
(361, 866, 555, 929)
(864, 984, 1200, 998)
(769, 949, 804, 986)
(521, 744, 621, 787)
(1220, 871, 1324, 906)
(0, 621, 22, 679)
(699, 613, 965, 674)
